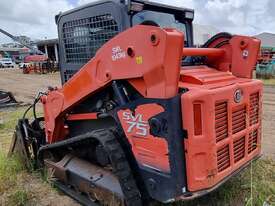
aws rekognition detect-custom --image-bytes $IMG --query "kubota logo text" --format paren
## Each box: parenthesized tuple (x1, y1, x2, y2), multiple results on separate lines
(122, 112, 148, 136)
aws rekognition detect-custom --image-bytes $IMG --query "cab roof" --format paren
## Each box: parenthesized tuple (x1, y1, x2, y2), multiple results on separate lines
(56, 0, 194, 24)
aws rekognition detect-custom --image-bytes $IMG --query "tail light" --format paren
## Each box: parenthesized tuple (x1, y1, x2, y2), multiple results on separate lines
(193, 103, 202, 135)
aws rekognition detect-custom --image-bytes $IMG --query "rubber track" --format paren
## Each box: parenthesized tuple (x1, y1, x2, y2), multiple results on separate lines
(39, 129, 143, 206)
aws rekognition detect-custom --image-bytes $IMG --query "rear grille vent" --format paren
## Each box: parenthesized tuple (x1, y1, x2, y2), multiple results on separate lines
(217, 145, 230, 172)
(232, 106, 246, 134)
(249, 92, 259, 125)
(215, 102, 228, 142)
(233, 136, 245, 163)
(248, 130, 258, 153)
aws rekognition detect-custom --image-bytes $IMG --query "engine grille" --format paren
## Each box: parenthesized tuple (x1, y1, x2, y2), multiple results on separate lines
(232, 105, 246, 134)
(233, 136, 245, 163)
(217, 145, 230, 172)
(249, 92, 259, 126)
(215, 102, 228, 142)
(215, 91, 260, 173)
(248, 130, 258, 154)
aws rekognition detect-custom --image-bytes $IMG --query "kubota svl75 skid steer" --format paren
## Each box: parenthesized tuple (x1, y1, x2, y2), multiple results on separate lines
(10, 1, 262, 205)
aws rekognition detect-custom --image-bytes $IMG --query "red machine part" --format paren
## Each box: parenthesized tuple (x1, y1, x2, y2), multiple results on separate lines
(22, 55, 49, 74)
(179, 68, 262, 191)
(41, 25, 260, 149)
(117, 103, 170, 173)
(40, 25, 262, 195)
(24, 55, 48, 63)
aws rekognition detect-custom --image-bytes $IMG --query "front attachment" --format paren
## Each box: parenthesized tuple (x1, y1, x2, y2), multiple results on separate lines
(9, 118, 45, 170)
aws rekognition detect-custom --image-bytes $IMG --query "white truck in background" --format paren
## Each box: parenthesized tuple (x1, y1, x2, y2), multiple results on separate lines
(0, 58, 15, 68)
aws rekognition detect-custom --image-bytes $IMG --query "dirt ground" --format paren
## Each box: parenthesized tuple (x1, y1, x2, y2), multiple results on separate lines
(0, 69, 275, 206)
(0, 68, 61, 104)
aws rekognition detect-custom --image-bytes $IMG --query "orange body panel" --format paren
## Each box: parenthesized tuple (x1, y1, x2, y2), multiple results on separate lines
(205, 36, 260, 78)
(182, 48, 225, 58)
(117, 104, 170, 173)
(66, 113, 98, 121)
(42, 25, 183, 143)
(179, 68, 262, 191)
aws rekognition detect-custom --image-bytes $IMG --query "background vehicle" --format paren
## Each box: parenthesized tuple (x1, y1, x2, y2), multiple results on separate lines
(10, 1, 262, 206)
(18, 62, 31, 69)
(0, 58, 15, 68)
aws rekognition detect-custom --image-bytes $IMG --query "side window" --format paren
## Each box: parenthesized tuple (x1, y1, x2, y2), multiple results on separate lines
(132, 11, 187, 44)
(62, 14, 119, 64)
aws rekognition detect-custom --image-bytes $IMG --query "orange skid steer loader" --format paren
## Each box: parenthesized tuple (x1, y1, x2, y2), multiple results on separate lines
(10, 1, 262, 205)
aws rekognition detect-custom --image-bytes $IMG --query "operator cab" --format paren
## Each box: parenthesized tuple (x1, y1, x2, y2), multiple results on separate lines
(55, 0, 194, 83)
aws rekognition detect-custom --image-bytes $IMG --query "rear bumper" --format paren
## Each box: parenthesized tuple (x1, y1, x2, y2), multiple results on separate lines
(176, 154, 261, 201)
(1, 63, 14, 67)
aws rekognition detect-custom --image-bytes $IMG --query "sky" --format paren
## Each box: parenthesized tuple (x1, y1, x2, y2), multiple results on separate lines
(0, 0, 275, 43)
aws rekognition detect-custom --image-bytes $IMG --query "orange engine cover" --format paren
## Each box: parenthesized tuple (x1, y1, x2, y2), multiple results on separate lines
(180, 67, 262, 191)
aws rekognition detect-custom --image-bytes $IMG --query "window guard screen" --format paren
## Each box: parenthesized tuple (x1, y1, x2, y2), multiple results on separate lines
(62, 14, 119, 64)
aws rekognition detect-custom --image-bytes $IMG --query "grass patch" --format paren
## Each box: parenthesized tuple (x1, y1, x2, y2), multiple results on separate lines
(173, 158, 275, 206)
(0, 107, 29, 131)
(0, 153, 24, 193)
(0, 150, 28, 205)
(0, 107, 32, 205)
(7, 189, 29, 206)
(0, 106, 39, 154)
(261, 78, 275, 86)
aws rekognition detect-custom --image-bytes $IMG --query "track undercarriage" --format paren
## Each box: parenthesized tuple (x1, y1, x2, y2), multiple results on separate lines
(10, 119, 143, 206)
